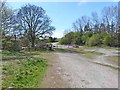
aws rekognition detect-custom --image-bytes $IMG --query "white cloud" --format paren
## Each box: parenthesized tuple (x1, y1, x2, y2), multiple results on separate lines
(52, 29, 64, 38)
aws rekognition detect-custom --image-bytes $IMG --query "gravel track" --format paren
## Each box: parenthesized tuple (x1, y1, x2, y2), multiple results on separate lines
(41, 48, 118, 88)
(55, 52, 118, 88)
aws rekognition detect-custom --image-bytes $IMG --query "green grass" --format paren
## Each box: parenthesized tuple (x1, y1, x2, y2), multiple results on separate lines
(2, 50, 48, 88)
(2, 57, 47, 88)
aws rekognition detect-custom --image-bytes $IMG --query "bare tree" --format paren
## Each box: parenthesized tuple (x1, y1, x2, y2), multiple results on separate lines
(91, 12, 99, 24)
(81, 16, 92, 32)
(102, 6, 117, 33)
(76, 18, 83, 33)
(16, 4, 55, 48)
(91, 12, 99, 33)
(0, 1, 13, 37)
(64, 29, 71, 35)
(72, 21, 79, 32)
(72, 18, 84, 33)
(111, 6, 118, 32)
(81, 16, 88, 26)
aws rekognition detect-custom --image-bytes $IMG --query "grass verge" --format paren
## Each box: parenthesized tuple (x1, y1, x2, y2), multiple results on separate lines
(2, 57, 47, 88)
(2, 50, 48, 88)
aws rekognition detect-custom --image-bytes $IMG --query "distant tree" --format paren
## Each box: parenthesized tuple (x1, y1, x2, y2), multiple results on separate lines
(91, 12, 99, 33)
(84, 22, 91, 32)
(93, 24, 99, 33)
(77, 18, 83, 33)
(91, 12, 99, 24)
(81, 16, 89, 26)
(100, 23, 106, 33)
(48, 37, 57, 43)
(72, 18, 83, 33)
(72, 22, 79, 32)
(60, 4, 118, 47)
(102, 6, 117, 33)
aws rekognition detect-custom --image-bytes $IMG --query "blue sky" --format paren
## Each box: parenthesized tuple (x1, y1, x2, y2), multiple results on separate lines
(8, 2, 117, 38)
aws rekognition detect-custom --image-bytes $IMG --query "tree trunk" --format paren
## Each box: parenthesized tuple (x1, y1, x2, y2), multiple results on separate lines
(31, 39, 35, 48)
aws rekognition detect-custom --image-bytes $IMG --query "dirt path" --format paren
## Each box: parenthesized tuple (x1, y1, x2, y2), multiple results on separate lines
(41, 50, 118, 88)
(40, 53, 70, 88)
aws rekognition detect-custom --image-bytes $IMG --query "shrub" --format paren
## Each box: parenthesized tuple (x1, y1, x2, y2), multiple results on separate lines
(87, 34, 102, 46)
(2, 39, 13, 51)
(59, 32, 74, 45)
(2, 39, 21, 52)
(81, 31, 93, 45)
(103, 34, 111, 46)
(72, 32, 83, 45)
(110, 33, 120, 47)
(12, 40, 22, 52)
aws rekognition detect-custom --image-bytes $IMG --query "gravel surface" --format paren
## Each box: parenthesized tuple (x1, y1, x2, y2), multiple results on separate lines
(41, 48, 118, 88)
(55, 52, 118, 88)
(84, 48, 119, 69)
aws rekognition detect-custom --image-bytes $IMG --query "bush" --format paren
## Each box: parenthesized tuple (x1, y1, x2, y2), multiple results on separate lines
(87, 34, 102, 46)
(81, 31, 93, 45)
(2, 39, 21, 52)
(72, 32, 83, 45)
(12, 40, 22, 52)
(110, 33, 120, 47)
(103, 34, 111, 46)
(2, 39, 13, 51)
(59, 37, 67, 45)
(21, 37, 30, 47)
(59, 32, 74, 45)
(59, 31, 120, 47)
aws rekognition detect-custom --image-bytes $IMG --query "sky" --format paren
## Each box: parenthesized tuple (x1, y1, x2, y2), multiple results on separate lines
(7, 2, 117, 38)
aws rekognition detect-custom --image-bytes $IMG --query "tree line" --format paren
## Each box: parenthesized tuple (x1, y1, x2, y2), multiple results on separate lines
(0, 1, 55, 51)
(60, 5, 120, 47)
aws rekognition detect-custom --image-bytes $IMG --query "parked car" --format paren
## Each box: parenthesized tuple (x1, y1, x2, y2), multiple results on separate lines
(73, 44, 79, 48)
(53, 45, 56, 48)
